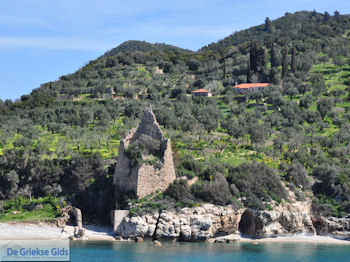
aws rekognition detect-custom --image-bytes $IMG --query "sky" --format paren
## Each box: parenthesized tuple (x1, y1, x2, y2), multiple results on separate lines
(0, 0, 349, 101)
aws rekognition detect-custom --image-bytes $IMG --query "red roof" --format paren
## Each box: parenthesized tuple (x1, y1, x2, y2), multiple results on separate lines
(233, 83, 269, 89)
(192, 89, 211, 93)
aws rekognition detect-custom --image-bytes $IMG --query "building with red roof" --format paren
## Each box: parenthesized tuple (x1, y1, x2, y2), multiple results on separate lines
(191, 88, 212, 97)
(233, 83, 268, 93)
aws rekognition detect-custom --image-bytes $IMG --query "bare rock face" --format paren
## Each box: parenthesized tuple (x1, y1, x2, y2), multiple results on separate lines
(312, 216, 350, 239)
(255, 200, 316, 236)
(116, 213, 159, 238)
(117, 204, 242, 241)
(238, 209, 264, 236)
(115, 201, 324, 241)
(113, 106, 176, 203)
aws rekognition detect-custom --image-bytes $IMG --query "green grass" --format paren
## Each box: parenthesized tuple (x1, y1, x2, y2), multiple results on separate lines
(0, 197, 61, 222)
(1, 117, 125, 160)
(0, 205, 58, 222)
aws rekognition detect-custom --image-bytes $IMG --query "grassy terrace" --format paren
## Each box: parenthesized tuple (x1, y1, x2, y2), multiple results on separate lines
(0, 197, 60, 222)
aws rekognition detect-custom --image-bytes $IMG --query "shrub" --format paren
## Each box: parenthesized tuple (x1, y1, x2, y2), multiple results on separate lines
(124, 134, 163, 166)
(164, 179, 194, 205)
(227, 161, 287, 209)
(192, 173, 232, 205)
(284, 162, 310, 189)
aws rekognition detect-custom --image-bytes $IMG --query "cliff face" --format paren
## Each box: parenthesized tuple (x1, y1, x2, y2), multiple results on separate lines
(115, 201, 350, 241)
(113, 107, 176, 202)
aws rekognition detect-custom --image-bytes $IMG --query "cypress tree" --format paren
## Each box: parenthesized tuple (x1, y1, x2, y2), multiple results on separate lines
(257, 46, 268, 69)
(247, 55, 252, 83)
(323, 11, 331, 23)
(270, 41, 277, 67)
(219, 50, 226, 80)
(265, 17, 272, 32)
(282, 47, 288, 78)
(223, 56, 226, 79)
(291, 46, 297, 74)
(249, 41, 258, 73)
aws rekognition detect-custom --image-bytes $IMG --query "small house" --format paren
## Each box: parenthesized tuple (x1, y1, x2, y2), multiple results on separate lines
(233, 83, 268, 93)
(191, 89, 212, 97)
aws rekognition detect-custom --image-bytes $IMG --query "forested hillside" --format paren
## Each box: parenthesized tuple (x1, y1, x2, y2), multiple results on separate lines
(0, 11, 349, 223)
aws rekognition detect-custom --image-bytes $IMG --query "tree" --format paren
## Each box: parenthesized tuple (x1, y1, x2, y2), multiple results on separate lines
(247, 55, 252, 82)
(311, 74, 326, 97)
(249, 41, 267, 74)
(285, 163, 309, 189)
(188, 59, 200, 71)
(333, 10, 340, 20)
(249, 41, 258, 73)
(319, 55, 329, 68)
(300, 94, 313, 109)
(291, 46, 297, 74)
(264, 17, 273, 32)
(317, 98, 334, 119)
(323, 11, 331, 23)
(282, 47, 288, 78)
(249, 124, 269, 153)
(333, 57, 345, 72)
(270, 41, 278, 67)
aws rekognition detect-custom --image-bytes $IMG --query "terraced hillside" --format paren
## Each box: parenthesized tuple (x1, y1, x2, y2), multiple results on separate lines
(0, 11, 349, 223)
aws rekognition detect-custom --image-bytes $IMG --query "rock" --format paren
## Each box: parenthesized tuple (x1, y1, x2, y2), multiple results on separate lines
(180, 223, 191, 241)
(135, 237, 144, 243)
(73, 227, 85, 238)
(115, 200, 350, 241)
(238, 210, 264, 236)
(34, 204, 43, 210)
(117, 215, 158, 238)
(155, 211, 180, 239)
(207, 238, 215, 243)
(190, 215, 212, 241)
(225, 239, 238, 243)
(214, 239, 225, 243)
(312, 216, 350, 238)
(153, 240, 162, 247)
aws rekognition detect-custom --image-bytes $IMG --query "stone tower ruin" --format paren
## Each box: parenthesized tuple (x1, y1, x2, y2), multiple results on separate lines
(113, 106, 176, 205)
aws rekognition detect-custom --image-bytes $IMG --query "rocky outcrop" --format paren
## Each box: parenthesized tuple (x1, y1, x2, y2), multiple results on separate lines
(312, 216, 350, 239)
(254, 199, 315, 236)
(116, 201, 319, 241)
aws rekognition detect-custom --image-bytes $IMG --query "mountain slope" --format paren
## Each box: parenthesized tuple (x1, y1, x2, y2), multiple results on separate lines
(0, 11, 349, 223)
(102, 40, 193, 57)
(200, 11, 350, 53)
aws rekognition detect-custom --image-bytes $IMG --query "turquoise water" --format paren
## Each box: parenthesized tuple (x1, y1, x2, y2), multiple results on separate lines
(70, 241, 350, 262)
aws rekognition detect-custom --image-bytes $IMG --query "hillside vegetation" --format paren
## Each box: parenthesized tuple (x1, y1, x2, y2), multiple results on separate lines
(0, 11, 349, 223)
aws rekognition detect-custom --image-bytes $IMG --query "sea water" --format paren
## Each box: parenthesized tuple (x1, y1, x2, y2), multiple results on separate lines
(70, 241, 350, 262)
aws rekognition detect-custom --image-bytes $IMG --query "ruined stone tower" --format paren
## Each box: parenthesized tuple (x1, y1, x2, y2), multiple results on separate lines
(113, 106, 176, 204)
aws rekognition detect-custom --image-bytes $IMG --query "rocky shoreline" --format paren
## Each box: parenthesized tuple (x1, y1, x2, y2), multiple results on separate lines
(116, 201, 350, 242)
(1, 200, 349, 244)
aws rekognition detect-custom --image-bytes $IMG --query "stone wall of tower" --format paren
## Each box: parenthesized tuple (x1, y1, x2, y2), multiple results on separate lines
(113, 107, 176, 205)
(136, 139, 176, 197)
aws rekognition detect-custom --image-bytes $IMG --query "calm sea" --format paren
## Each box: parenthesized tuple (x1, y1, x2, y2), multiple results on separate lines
(70, 241, 350, 262)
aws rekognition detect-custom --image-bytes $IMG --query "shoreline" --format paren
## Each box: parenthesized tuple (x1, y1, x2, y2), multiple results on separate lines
(0, 222, 349, 245)
(238, 235, 350, 245)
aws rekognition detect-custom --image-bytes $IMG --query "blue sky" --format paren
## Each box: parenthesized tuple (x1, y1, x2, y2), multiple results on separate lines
(0, 0, 349, 101)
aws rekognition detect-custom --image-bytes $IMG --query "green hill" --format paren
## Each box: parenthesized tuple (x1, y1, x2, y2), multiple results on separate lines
(0, 10, 349, 223)
(102, 40, 193, 57)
